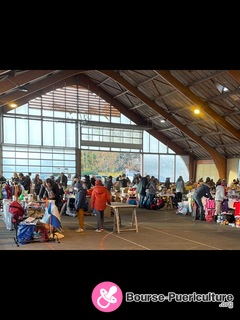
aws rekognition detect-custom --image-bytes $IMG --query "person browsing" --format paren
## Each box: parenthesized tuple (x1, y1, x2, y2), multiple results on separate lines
(192, 178, 213, 221)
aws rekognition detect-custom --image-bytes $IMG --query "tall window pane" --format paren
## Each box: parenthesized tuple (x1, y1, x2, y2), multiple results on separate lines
(16, 119, 28, 144)
(176, 155, 189, 182)
(143, 154, 158, 178)
(160, 155, 174, 182)
(66, 123, 75, 147)
(143, 131, 149, 152)
(43, 121, 53, 146)
(149, 135, 158, 153)
(29, 120, 41, 145)
(3, 118, 15, 143)
(54, 122, 65, 146)
(159, 142, 167, 153)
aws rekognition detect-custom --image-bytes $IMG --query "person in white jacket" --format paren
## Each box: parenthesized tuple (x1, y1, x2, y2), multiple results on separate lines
(214, 179, 227, 221)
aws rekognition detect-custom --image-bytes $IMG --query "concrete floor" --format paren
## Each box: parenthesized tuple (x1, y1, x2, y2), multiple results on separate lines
(1, 207, 240, 250)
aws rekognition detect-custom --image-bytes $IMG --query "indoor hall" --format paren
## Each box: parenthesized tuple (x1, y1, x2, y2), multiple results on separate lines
(1, 207, 240, 250)
(1, 70, 240, 251)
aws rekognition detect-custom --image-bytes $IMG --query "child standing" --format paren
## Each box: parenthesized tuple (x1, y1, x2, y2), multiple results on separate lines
(91, 179, 111, 232)
(74, 182, 87, 233)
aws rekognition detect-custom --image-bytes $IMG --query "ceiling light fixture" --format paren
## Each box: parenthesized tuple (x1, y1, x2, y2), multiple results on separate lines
(160, 118, 166, 123)
(9, 102, 18, 108)
(17, 86, 28, 92)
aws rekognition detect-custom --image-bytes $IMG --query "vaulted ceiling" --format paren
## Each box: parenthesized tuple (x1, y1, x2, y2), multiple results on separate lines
(1, 69, 240, 176)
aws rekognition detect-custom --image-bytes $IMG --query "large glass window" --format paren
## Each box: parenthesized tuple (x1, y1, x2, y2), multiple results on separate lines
(1, 85, 189, 182)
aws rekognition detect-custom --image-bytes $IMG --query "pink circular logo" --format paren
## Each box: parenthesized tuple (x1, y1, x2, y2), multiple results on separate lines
(91, 281, 123, 312)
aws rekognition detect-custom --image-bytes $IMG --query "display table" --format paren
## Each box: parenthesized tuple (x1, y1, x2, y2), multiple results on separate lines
(27, 201, 46, 217)
(107, 202, 138, 234)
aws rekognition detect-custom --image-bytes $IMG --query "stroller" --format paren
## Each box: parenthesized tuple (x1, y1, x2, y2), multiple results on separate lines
(9, 201, 25, 231)
(9, 200, 36, 246)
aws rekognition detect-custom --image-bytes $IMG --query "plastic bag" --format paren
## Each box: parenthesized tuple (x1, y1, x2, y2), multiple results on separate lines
(17, 223, 35, 244)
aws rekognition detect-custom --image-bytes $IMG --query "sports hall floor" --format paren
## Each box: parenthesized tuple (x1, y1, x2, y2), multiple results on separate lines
(1, 206, 240, 250)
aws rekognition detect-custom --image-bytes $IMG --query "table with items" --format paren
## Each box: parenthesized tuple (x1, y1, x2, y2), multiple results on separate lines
(156, 192, 175, 209)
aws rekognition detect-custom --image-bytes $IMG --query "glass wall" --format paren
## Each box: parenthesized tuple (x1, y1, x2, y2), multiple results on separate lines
(0, 85, 189, 183)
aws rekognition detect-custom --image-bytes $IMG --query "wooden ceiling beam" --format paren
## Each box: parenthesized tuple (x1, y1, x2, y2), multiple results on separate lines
(226, 70, 240, 83)
(99, 70, 226, 178)
(0, 70, 56, 94)
(155, 70, 240, 140)
(1, 70, 85, 110)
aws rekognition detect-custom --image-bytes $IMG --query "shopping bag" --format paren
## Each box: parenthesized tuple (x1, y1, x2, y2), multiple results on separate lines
(17, 223, 35, 244)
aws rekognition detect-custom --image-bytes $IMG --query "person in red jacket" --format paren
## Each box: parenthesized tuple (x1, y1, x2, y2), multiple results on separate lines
(91, 179, 111, 232)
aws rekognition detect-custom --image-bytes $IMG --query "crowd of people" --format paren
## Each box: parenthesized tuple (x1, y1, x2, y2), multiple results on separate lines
(1, 171, 239, 233)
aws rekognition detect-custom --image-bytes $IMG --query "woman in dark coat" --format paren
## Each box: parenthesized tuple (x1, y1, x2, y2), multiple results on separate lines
(33, 174, 43, 197)
(45, 178, 61, 211)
